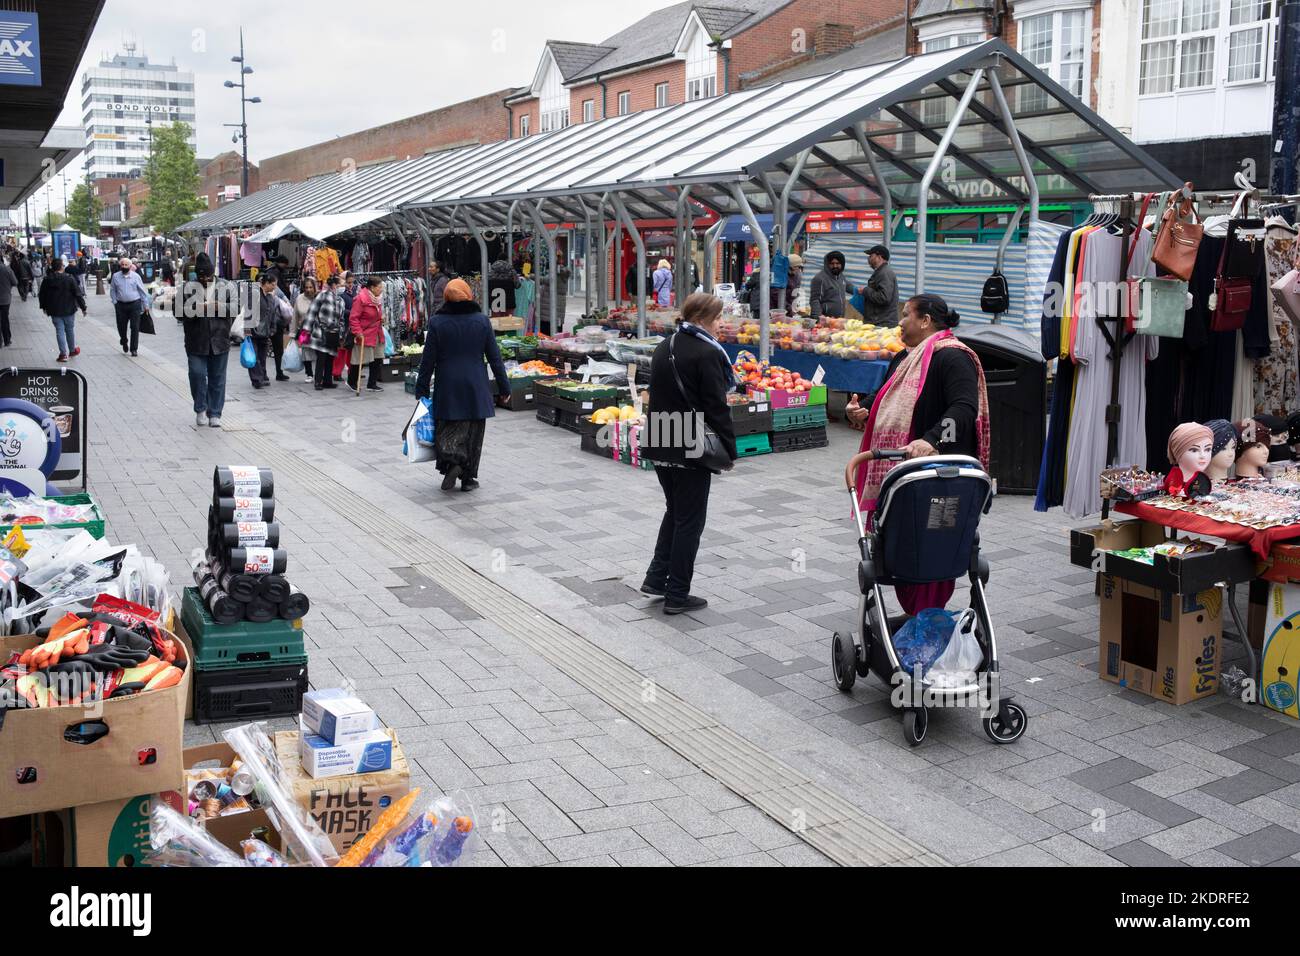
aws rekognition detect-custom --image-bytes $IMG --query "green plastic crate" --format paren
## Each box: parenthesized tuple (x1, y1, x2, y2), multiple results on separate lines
(181, 587, 307, 672)
(772, 406, 828, 431)
(0, 493, 106, 540)
(735, 433, 772, 457)
(554, 383, 623, 403)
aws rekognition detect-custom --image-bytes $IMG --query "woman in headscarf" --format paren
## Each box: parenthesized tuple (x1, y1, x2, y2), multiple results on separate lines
(845, 293, 990, 615)
(413, 278, 512, 492)
(292, 274, 318, 381)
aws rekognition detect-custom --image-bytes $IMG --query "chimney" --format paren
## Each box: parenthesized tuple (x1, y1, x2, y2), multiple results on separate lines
(813, 22, 855, 56)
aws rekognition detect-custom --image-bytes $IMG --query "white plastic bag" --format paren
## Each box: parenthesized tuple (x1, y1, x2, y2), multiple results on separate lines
(926, 609, 982, 689)
(403, 404, 435, 464)
(282, 340, 304, 373)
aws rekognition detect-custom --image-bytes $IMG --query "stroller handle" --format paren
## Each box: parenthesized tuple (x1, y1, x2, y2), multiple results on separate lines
(844, 448, 906, 490)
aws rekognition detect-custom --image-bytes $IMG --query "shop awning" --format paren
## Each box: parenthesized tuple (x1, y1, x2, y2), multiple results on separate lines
(717, 213, 801, 243)
(243, 209, 390, 243)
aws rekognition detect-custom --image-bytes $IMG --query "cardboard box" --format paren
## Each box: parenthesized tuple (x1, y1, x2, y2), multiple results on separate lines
(302, 690, 378, 744)
(1259, 581, 1300, 718)
(274, 728, 409, 854)
(31, 743, 275, 867)
(1097, 573, 1220, 705)
(0, 633, 189, 817)
(298, 716, 391, 777)
(172, 618, 194, 722)
(1262, 542, 1300, 584)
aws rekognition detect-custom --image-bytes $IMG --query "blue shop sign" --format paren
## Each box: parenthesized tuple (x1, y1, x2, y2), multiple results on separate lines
(0, 12, 41, 88)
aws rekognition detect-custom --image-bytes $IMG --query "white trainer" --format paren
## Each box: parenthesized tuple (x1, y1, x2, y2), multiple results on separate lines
(196, 412, 208, 427)
(208, 417, 222, 428)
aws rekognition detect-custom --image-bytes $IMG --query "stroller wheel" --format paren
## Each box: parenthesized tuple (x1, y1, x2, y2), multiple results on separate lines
(902, 707, 927, 747)
(983, 701, 1028, 744)
(831, 632, 857, 692)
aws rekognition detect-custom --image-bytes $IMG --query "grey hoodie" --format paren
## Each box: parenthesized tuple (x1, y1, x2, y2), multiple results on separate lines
(809, 251, 852, 319)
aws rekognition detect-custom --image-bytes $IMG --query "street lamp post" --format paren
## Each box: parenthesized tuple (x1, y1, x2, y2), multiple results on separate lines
(223, 28, 260, 197)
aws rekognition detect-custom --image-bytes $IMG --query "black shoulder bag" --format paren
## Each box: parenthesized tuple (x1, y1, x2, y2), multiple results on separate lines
(667, 333, 734, 473)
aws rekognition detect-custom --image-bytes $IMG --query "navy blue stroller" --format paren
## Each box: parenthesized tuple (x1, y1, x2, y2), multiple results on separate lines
(832, 449, 1028, 747)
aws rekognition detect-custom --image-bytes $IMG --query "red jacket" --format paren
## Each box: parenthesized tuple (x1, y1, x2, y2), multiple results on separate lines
(348, 288, 384, 347)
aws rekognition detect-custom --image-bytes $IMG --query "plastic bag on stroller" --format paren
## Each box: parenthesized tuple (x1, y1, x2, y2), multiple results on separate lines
(891, 608, 959, 676)
(928, 609, 982, 689)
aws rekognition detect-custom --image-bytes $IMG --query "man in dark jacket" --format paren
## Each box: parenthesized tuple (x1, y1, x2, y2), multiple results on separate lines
(0, 255, 15, 347)
(641, 293, 738, 616)
(861, 244, 899, 326)
(177, 267, 237, 427)
(414, 278, 511, 493)
(428, 259, 452, 316)
(808, 250, 853, 320)
(36, 257, 86, 362)
(12, 252, 32, 302)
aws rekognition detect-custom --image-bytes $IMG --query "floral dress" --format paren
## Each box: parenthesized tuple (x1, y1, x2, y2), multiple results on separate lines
(1254, 227, 1299, 417)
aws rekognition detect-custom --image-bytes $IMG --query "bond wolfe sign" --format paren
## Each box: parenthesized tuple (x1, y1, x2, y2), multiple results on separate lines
(0, 11, 41, 88)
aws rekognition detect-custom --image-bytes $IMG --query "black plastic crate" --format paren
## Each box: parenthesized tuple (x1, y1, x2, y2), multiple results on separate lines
(771, 426, 828, 453)
(501, 379, 537, 411)
(730, 402, 774, 436)
(536, 404, 561, 426)
(558, 408, 588, 434)
(193, 661, 308, 725)
(377, 357, 408, 383)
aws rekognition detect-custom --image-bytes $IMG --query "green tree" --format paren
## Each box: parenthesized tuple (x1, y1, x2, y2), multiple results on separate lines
(40, 211, 65, 231)
(65, 182, 102, 237)
(141, 121, 206, 234)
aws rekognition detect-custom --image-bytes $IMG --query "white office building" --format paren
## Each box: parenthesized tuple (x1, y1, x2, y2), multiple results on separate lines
(80, 46, 196, 179)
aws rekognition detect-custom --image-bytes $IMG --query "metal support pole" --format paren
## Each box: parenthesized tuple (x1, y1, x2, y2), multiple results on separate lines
(703, 218, 725, 293)
(852, 122, 895, 250)
(523, 200, 559, 335)
(612, 204, 623, 309)
(731, 184, 770, 362)
(610, 193, 646, 337)
(988, 71, 1040, 227)
(675, 185, 694, 307)
(576, 197, 595, 317)
(505, 200, 520, 270)
(994, 205, 1024, 274)
(917, 68, 985, 293)
(461, 208, 491, 315)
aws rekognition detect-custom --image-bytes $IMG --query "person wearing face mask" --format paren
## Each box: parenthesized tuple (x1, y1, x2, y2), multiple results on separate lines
(809, 250, 854, 320)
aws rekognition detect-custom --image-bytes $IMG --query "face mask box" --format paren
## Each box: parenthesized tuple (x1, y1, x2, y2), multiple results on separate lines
(298, 716, 392, 778)
(301, 689, 378, 745)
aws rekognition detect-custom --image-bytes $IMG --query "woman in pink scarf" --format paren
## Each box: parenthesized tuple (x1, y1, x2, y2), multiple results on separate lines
(845, 294, 991, 615)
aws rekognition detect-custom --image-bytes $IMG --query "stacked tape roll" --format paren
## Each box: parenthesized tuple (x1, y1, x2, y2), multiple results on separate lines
(191, 465, 311, 624)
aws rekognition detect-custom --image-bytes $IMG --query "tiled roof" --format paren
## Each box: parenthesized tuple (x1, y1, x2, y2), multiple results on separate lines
(547, 41, 616, 80)
(911, 0, 994, 21)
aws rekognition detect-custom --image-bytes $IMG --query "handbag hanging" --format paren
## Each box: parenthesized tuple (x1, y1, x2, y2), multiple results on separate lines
(1210, 226, 1253, 332)
(1273, 268, 1300, 327)
(666, 333, 733, 473)
(1151, 183, 1202, 280)
(1125, 192, 1187, 338)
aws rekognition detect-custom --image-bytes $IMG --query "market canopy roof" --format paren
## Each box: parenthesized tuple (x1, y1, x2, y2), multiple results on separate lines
(180, 40, 1181, 235)
(243, 209, 390, 243)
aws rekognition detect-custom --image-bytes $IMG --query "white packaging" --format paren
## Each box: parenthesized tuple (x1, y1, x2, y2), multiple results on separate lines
(298, 717, 393, 779)
(301, 689, 378, 744)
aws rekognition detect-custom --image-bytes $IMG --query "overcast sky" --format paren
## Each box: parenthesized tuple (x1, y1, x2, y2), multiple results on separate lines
(43, 0, 638, 212)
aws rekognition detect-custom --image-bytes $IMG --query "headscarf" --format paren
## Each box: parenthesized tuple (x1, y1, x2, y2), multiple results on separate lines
(1167, 423, 1213, 466)
(1235, 418, 1268, 459)
(444, 278, 473, 302)
(1204, 419, 1238, 457)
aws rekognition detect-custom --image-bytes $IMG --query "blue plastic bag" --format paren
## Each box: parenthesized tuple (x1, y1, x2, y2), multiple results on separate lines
(384, 327, 396, 358)
(414, 397, 435, 447)
(891, 608, 960, 677)
(849, 290, 866, 316)
(239, 337, 257, 369)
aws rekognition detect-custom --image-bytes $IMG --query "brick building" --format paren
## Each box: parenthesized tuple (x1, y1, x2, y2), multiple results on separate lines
(257, 90, 512, 187)
(200, 151, 260, 208)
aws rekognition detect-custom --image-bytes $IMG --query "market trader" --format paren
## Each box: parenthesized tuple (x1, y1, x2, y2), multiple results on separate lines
(861, 244, 899, 326)
(808, 250, 853, 320)
(109, 257, 150, 357)
(845, 293, 990, 614)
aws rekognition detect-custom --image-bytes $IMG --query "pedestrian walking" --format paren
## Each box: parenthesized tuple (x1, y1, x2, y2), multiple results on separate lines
(110, 257, 151, 356)
(36, 257, 86, 362)
(809, 250, 853, 320)
(653, 258, 673, 306)
(293, 274, 318, 381)
(242, 273, 292, 389)
(0, 254, 15, 347)
(861, 244, 899, 326)
(334, 271, 357, 384)
(640, 292, 738, 615)
(302, 273, 345, 391)
(346, 275, 386, 392)
(428, 259, 452, 316)
(12, 251, 32, 302)
(413, 278, 512, 492)
(180, 265, 236, 428)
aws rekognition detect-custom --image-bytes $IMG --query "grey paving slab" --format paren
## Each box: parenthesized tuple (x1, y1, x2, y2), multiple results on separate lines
(1141, 819, 1239, 859)
(1215, 825, 1300, 866)
(1100, 783, 1200, 827)
(1107, 840, 1187, 867)
(1066, 757, 1158, 793)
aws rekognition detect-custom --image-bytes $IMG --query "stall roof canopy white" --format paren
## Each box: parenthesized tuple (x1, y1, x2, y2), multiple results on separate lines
(180, 40, 1181, 234)
(243, 209, 391, 243)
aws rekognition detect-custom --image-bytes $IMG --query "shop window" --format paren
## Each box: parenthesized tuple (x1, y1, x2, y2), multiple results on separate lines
(1017, 8, 1090, 109)
(1141, 0, 1277, 93)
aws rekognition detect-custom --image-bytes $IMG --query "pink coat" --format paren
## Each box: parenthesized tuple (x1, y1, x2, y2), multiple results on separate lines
(348, 288, 384, 347)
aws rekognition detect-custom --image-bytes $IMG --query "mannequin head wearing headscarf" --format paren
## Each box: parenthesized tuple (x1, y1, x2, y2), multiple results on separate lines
(1254, 414, 1291, 462)
(1287, 412, 1300, 455)
(1167, 423, 1214, 477)
(1203, 419, 1239, 481)
(1236, 418, 1272, 478)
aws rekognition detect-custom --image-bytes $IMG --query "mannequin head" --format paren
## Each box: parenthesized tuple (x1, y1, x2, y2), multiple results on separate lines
(1253, 414, 1292, 462)
(1236, 441, 1270, 478)
(1205, 419, 1239, 481)
(1168, 423, 1214, 478)
(1288, 413, 1300, 458)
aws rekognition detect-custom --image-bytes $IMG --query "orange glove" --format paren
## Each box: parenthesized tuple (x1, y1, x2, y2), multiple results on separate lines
(19, 629, 91, 670)
(48, 613, 89, 640)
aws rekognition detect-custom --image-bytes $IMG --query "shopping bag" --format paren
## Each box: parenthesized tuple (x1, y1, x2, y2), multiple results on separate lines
(402, 402, 435, 464)
(413, 397, 435, 447)
(139, 308, 156, 335)
(283, 340, 304, 373)
(927, 609, 983, 689)
(384, 327, 396, 358)
(239, 337, 257, 369)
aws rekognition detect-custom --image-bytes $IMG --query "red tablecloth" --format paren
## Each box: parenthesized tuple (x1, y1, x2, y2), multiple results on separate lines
(1115, 500, 1300, 558)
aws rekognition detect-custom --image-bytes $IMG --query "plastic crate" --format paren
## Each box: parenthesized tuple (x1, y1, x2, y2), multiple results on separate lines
(181, 587, 306, 672)
(771, 426, 829, 453)
(0, 493, 106, 540)
(747, 385, 828, 408)
(535, 404, 561, 426)
(501, 379, 537, 411)
(404, 371, 420, 396)
(193, 661, 308, 724)
(735, 433, 772, 457)
(533, 377, 571, 397)
(730, 401, 774, 437)
(377, 357, 408, 383)
(772, 406, 828, 431)
(554, 383, 623, 403)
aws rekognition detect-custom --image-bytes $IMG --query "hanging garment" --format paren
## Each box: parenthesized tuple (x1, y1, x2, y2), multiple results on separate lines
(1256, 225, 1300, 416)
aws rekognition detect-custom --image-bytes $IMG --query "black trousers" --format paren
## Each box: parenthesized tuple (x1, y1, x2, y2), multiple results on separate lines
(347, 358, 382, 389)
(646, 466, 712, 602)
(248, 335, 271, 386)
(114, 299, 142, 353)
(0, 304, 9, 346)
(313, 351, 333, 387)
(271, 331, 286, 377)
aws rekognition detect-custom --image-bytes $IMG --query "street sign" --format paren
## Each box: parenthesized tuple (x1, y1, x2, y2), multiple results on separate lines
(0, 11, 41, 87)
(0, 368, 88, 491)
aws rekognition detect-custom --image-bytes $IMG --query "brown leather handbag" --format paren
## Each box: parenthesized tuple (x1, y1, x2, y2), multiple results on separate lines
(1152, 183, 1202, 280)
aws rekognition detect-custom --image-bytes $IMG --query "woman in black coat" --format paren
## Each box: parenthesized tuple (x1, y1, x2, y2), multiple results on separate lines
(640, 293, 738, 615)
(414, 278, 512, 492)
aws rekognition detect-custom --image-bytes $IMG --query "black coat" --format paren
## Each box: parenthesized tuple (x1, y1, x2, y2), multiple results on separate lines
(13, 258, 32, 282)
(880, 345, 980, 457)
(0, 263, 15, 306)
(644, 330, 737, 468)
(415, 301, 511, 421)
(177, 280, 238, 356)
(36, 272, 85, 317)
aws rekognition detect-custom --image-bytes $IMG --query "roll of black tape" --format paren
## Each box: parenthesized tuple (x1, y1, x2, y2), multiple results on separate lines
(213, 496, 275, 523)
(217, 521, 281, 550)
(213, 466, 274, 500)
